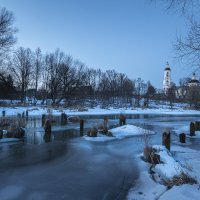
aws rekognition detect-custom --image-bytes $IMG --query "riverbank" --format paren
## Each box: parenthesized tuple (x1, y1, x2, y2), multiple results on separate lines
(0, 104, 200, 117)
(127, 144, 200, 200)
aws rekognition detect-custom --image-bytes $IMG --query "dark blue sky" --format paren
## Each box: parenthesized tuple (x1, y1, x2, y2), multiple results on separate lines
(0, 0, 192, 88)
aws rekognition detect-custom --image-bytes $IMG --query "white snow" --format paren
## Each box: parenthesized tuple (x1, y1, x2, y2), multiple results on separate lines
(127, 145, 200, 200)
(1, 105, 200, 117)
(127, 155, 166, 200)
(84, 125, 155, 141)
(159, 185, 200, 200)
(153, 145, 185, 179)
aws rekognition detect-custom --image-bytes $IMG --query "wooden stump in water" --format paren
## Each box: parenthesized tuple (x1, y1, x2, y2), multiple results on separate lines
(22, 112, 25, 119)
(195, 121, 200, 131)
(42, 114, 46, 126)
(103, 116, 108, 132)
(179, 133, 186, 143)
(0, 130, 3, 139)
(26, 110, 28, 119)
(151, 153, 160, 164)
(61, 113, 67, 125)
(80, 119, 84, 136)
(2, 110, 5, 117)
(43, 133, 51, 143)
(44, 119, 51, 134)
(162, 132, 170, 151)
(190, 122, 195, 136)
(119, 115, 126, 126)
(87, 127, 97, 137)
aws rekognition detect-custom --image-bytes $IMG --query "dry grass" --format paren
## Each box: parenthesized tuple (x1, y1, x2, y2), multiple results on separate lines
(163, 172, 197, 189)
(6, 116, 25, 138)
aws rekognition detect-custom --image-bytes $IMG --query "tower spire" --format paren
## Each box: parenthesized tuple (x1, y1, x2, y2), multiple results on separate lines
(163, 62, 171, 93)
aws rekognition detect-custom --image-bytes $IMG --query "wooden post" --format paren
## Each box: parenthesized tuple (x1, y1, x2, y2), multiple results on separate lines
(22, 112, 25, 119)
(26, 110, 28, 118)
(119, 115, 126, 126)
(162, 131, 170, 151)
(103, 116, 108, 133)
(123, 116, 126, 125)
(43, 133, 51, 143)
(42, 114, 46, 126)
(195, 121, 200, 131)
(61, 113, 67, 125)
(190, 122, 195, 136)
(87, 127, 97, 137)
(44, 119, 51, 134)
(0, 130, 3, 139)
(179, 133, 186, 143)
(2, 110, 5, 117)
(80, 119, 84, 136)
(152, 153, 160, 164)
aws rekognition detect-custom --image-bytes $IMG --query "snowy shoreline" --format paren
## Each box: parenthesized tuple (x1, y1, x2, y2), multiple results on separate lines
(1, 106, 200, 117)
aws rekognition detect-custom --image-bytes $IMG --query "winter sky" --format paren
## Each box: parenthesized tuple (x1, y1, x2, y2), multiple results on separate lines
(0, 0, 193, 88)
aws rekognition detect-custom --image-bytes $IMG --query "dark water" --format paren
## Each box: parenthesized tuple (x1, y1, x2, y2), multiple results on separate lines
(0, 114, 200, 200)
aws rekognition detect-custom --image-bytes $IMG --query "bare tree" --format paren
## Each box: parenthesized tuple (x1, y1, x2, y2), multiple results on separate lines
(134, 78, 147, 107)
(32, 47, 43, 104)
(166, 84, 177, 108)
(9, 47, 33, 103)
(188, 85, 200, 108)
(0, 7, 17, 59)
(154, 0, 200, 65)
(43, 49, 85, 105)
(45, 49, 65, 104)
(174, 19, 200, 65)
(144, 81, 156, 107)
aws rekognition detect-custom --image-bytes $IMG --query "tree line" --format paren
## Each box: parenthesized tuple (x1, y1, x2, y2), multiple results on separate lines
(0, 46, 157, 107)
(0, 6, 158, 107)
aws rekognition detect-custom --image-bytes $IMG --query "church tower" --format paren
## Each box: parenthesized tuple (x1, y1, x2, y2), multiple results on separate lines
(188, 72, 200, 87)
(163, 62, 171, 93)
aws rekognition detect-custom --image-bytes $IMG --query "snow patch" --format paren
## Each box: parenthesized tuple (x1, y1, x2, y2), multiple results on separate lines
(84, 125, 155, 142)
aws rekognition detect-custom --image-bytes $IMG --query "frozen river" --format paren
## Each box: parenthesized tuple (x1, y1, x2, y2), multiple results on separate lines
(0, 114, 200, 200)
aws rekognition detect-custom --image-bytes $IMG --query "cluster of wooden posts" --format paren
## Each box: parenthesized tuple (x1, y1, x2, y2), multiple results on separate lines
(145, 122, 198, 165)
(162, 121, 200, 152)
(162, 131, 186, 152)
(42, 113, 127, 138)
(2, 110, 29, 119)
(87, 114, 126, 137)
(145, 131, 184, 165)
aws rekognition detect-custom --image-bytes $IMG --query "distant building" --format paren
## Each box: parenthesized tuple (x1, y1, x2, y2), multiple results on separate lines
(162, 63, 200, 99)
(188, 73, 200, 87)
(163, 62, 172, 94)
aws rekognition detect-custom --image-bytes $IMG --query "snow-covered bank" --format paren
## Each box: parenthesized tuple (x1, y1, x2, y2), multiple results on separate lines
(1, 106, 200, 117)
(127, 145, 200, 200)
(84, 125, 155, 142)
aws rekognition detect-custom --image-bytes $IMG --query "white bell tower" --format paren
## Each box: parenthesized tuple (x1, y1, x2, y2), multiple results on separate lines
(163, 62, 171, 93)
